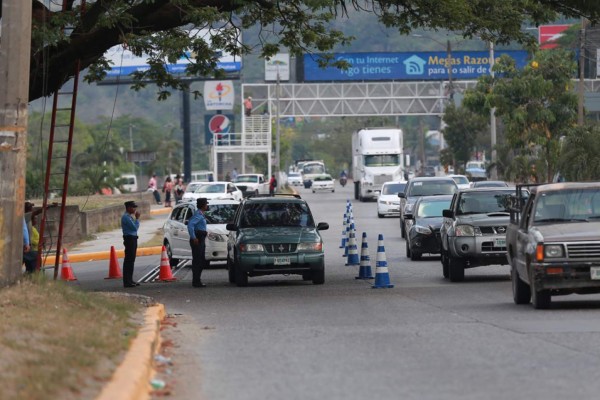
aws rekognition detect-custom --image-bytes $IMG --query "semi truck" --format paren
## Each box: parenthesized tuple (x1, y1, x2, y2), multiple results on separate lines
(352, 128, 404, 202)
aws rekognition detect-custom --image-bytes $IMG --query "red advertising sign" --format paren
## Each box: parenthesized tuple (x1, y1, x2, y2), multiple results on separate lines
(539, 25, 571, 49)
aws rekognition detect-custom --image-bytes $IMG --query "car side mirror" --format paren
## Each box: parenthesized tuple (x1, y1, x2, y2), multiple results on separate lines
(442, 209, 453, 218)
(226, 223, 238, 231)
(398, 192, 406, 198)
(317, 222, 329, 231)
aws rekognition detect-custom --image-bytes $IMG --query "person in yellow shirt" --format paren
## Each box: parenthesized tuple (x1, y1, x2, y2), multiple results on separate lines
(23, 214, 40, 273)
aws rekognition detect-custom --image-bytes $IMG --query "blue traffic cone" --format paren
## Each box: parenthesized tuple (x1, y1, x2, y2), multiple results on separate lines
(356, 232, 374, 279)
(339, 211, 347, 249)
(343, 218, 352, 257)
(345, 229, 360, 266)
(372, 234, 394, 288)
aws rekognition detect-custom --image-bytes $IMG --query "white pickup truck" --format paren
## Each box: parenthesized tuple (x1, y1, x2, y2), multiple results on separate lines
(233, 174, 269, 197)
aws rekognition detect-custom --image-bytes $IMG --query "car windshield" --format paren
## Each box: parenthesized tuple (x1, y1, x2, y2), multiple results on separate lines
(457, 191, 513, 215)
(234, 176, 258, 183)
(303, 164, 325, 175)
(240, 202, 315, 228)
(382, 183, 406, 195)
(195, 184, 225, 194)
(186, 183, 204, 193)
(451, 176, 469, 185)
(364, 154, 400, 167)
(534, 188, 600, 222)
(416, 200, 452, 217)
(408, 181, 457, 196)
(205, 204, 239, 224)
(289, 173, 300, 177)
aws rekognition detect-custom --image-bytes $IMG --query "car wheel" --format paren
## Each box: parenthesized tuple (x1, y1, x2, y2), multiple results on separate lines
(400, 220, 405, 239)
(227, 258, 236, 284)
(530, 267, 551, 309)
(235, 262, 248, 287)
(448, 257, 465, 282)
(312, 190, 315, 193)
(511, 264, 531, 304)
(332, 189, 335, 193)
(377, 212, 383, 218)
(302, 272, 312, 281)
(441, 252, 449, 279)
(410, 251, 422, 261)
(312, 268, 325, 285)
(165, 241, 179, 267)
(405, 239, 411, 258)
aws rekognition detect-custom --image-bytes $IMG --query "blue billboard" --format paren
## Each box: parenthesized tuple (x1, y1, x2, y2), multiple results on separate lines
(302, 50, 529, 81)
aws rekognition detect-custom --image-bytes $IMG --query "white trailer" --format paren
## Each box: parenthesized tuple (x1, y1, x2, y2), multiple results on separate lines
(352, 128, 404, 202)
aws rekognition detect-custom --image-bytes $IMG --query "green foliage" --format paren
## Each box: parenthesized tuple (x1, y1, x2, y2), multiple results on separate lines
(558, 125, 600, 181)
(442, 103, 488, 170)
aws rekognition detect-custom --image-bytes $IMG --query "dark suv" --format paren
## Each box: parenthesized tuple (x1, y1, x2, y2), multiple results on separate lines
(226, 195, 329, 286)
(398, 177, 458, 238)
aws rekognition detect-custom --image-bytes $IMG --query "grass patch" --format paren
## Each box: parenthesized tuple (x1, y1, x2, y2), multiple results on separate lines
(140, 229, 165, 247)
(0, 275, 143, 400)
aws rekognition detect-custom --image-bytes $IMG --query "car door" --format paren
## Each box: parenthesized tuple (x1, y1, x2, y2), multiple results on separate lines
(174, 204, 193, 258)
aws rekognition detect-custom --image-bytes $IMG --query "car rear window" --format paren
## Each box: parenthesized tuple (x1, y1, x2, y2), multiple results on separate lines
(241, 202, 314, 228)
(205, 204, 239, 224)
(408, 181, 457, 196)
(383, 183, 406, 195)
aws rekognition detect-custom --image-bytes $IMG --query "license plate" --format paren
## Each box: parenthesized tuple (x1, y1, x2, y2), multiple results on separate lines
(495, 238, 506, 247)
(591, 267, 600, 280)
(274, 256, 291, 265)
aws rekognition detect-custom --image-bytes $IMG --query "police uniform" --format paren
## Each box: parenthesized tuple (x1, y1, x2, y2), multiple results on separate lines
(188, 198, 209, 287)
(121, 201, 140, 287)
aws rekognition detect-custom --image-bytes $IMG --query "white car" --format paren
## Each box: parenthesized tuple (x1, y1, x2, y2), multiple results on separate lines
(163, 199, 240, 265)
(233, 174, 269, 197)
(448, 174, 471, 190)
(287, 172, 303, 186)
(181, 181, 243, 202)
(311, 174, 335, 193)
(377, 181, 407, 218)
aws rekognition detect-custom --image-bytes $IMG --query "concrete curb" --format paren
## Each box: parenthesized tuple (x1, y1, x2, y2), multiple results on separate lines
(150, 207, 172, 216)
(43, 246, 163, 266)
(96, 303, 166, 400)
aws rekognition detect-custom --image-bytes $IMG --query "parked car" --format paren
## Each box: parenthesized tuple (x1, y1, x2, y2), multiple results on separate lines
(507, 182, 600, 309)
(471, 180, 510, 188)
(233, 174, 269, 197)
(226, 195, 329, 286)
(448, 174, 470, 190)
(287, 172, 303, 186)
(163, 199, 240, 266)
(119, 174, 138, 192)
(312, 174, 335, 193)
(440, 187, 516, 281)
(377, 181, 406, 218)
(190, 170, 215, 182)
(398, 177, 458, 239)
(181, 181, 243, 202)
(405, 195, 453, 260)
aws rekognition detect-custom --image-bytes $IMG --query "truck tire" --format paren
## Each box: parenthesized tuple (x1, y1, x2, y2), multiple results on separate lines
(530, 271, 551, 309)
(400, 220, 405, 239)
(410, 251, 422, 261)
(235, 263, 248, 287)
(354, 182, 359, 200)
(441, 251, 449, 279)
(405, 239, 411, 258)
(227, 258, 236, 284)
(448, 257, 465, 282)
(511, 265, 531, 304)
(312, 268, 325, 285)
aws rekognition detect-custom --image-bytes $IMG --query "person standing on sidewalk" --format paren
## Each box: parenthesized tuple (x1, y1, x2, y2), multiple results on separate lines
(148, 174, 162, 205)
(269, 174, 277, 196)
(187, 198, 209, 287)
(121, 201, 141, 288)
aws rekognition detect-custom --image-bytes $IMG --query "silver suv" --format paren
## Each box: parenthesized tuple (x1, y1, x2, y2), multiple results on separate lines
(440, 187, 515, 282)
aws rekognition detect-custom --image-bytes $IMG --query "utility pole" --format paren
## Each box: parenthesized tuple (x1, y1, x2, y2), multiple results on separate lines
(0, 1, 33, 286)
(489, 42, 498, 180)
(578, 17, 587, 126)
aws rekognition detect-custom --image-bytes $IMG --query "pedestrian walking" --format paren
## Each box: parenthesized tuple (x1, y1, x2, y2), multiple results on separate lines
(148, 174, 162, 204)
(187, 198, 209, 287)
(244, 96, 253, 117)
(121, 201, 140, 287)
(269, 174, 277, 196)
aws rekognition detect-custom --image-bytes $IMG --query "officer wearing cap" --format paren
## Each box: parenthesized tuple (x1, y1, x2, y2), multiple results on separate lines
(187, 197, 209, 287)
(121, 201, 141, 287)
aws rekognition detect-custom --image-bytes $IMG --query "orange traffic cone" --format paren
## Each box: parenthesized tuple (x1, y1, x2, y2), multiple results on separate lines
(105, 246, 123, 279)
(60, 248, 77, 281)
(158, 245, 176, 282)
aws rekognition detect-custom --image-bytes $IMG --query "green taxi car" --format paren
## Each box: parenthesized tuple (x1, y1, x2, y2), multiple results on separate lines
(225, 195, 329, 286)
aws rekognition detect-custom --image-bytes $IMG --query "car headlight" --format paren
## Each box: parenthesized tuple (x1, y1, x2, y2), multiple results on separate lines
(298, 242, 323, 251)
(455, 225, 482, 236)
(208, 232, 225, 242)
(414, 225, 432, 235)
(543, 244, 564, 259)
(239, 243, 264, 252)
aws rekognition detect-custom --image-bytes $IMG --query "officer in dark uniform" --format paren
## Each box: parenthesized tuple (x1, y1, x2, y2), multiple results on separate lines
(187, 197, 209, 287)
(121, 201, 140, 287)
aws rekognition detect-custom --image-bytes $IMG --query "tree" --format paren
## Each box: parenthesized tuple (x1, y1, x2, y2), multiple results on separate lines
(8, 0, 598, 103)
(558, 125, 600, 181)
(464, 49, 578, 183)
(441, 103, 488, 171)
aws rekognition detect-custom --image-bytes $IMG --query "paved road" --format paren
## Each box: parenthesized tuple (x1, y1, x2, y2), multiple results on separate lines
(74, 183, 600, 400)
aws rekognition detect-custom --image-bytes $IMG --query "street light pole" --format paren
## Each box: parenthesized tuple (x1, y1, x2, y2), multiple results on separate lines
(489, 42, 498, 180)
(578, 17, 587, 126)
(275, 68, 281, 179)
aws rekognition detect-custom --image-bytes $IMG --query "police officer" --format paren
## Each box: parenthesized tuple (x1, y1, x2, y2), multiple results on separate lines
(188, 197, 209, 287)
(121, 201, 140, 287)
